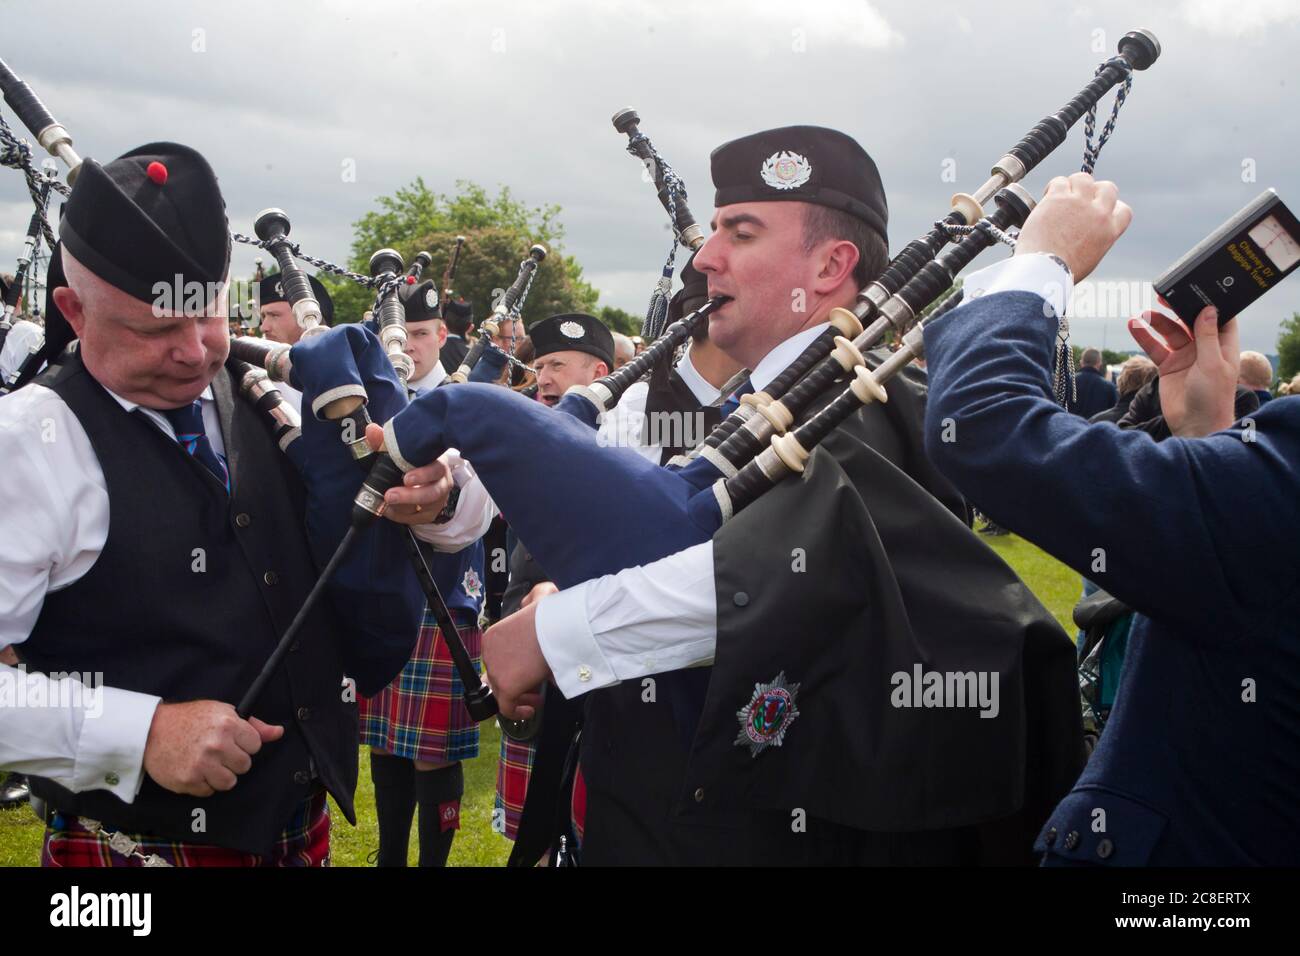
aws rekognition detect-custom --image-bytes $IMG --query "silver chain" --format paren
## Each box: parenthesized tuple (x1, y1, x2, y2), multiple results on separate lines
(0, 113, 70, 249)
(77, 817, 175, 867)
(230, 233, 375, 288)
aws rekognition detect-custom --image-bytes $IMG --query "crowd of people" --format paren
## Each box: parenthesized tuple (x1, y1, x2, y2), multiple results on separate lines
(0, 122, 1296, 869)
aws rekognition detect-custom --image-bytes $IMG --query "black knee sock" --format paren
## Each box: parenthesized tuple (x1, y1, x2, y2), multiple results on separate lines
(414, 763, 464, 868)
(369, 752, 416, 867)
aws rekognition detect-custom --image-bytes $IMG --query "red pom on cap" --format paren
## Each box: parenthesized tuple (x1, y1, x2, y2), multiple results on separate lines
(406, 275, 416, 284)
(145, 161, 168, 185)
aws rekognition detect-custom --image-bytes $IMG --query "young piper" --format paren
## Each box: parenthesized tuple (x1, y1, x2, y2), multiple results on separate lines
(360, 278, 499, 867)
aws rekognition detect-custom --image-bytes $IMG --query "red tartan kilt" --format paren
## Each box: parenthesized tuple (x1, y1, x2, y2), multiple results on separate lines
(359, 610, 483, 764)
(41, 791, 330, 867)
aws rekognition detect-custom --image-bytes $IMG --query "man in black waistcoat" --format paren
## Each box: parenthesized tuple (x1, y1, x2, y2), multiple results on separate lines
(486, 126, 1082, 865)
(438, 298, 473, 375)
(0, 143, 424, 865)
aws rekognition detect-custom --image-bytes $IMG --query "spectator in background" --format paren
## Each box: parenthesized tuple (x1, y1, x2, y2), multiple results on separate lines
(1119, 373, 1259, 439)
(1238, 350, 1275, 405)
(1089, 355, 1157, 424)
(612, 332, 636, 369)
(1280, 372, 1300, 397)
(1067, 347, 1118, 419)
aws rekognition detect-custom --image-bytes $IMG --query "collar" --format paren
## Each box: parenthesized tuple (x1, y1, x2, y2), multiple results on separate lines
(675, 344, 722, 406)
(750, 323, 830, 394)
(409, 361, 448, 394)
(105, 383, 217, 441)
(105, 383, 216, 414)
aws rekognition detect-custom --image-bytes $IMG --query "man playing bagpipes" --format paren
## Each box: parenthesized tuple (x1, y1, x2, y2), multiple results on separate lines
(596, 254, 744, 466)
(255, 270, 337, 414)
(495, 312, 617, 844)
(0, 142, 433, 866)
(922, 174, 1300, 865)
(477, 125, 1084, 865)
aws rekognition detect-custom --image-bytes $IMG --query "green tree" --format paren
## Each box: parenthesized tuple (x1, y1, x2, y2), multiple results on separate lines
(597, 305, 642, 336)
(1277, 312, 1300, 381)
(1101, 349, 1132, 367)
(317, 179, 599, 326)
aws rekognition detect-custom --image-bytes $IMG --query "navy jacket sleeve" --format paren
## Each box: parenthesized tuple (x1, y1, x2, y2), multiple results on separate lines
(922, 290, 1300, 638)
(287, 325, 425, 694)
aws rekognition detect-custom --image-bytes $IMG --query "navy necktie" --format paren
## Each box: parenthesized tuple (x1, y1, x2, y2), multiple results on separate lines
(161, 400, 230, 492)
(720, 378, 755, 416)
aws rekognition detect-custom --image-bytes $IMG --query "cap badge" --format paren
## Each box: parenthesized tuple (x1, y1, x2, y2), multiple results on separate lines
(760, 150, 812, 191)
(735, 670, 800, 757)
(425, 288, 438, 310)
(274, 281, 283, 297)
(560, 320, 585, 339)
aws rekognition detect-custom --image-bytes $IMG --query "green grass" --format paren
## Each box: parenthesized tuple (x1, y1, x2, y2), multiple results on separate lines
(0, 532, 1081, 867)
(981, 532, 1083, 635)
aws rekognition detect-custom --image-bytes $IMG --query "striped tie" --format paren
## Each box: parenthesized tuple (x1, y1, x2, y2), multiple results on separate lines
(161, 400, 230, 492)
(720, 378, 754, 416)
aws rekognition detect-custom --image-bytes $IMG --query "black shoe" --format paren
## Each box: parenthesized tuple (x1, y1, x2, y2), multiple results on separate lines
(978, 522, 1009, 537)
(0, 774, 30, 809)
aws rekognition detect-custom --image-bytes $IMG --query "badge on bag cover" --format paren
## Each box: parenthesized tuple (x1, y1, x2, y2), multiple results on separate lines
(735, 671, 800, 757)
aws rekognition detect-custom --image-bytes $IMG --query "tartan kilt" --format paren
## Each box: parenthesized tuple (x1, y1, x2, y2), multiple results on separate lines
(41, 791, 329, 867)
(360, 607, 482, 764)
(494, 735, 537, 841)
(493, 739, 587, 847)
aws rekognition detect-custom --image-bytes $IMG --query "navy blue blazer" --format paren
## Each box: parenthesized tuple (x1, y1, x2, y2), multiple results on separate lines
(1067, 365, 1117, 419)
(923, 289, 1300, 866)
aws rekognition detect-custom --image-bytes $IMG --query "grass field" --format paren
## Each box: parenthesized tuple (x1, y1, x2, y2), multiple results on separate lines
(0, 530, 1080, 867)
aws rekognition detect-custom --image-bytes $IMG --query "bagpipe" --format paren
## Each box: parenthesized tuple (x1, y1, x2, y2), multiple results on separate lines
(0, 57, 77, 392)
(349, 28, 1162, 604)
(449, 243, 546, 384)
(613, 106, 705, 340)
(438, 235, 466, 315)
(0, 160, 55, 370)
(226, 221, 545, 737)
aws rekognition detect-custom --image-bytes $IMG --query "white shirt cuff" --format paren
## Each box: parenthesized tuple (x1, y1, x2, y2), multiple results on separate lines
(535, 585, 620, 697)
(533, 541, 718, 699)
(962, 253, 1074, 318)
(73, 684, 160, 800)
(409, 454, 498, 552)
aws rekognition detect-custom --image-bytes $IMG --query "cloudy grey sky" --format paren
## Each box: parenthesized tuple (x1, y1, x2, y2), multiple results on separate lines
(2, 0, 1298, 353)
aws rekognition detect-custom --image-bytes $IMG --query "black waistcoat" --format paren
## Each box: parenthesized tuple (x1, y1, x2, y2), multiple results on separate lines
(22, 353, 358, 856)
(642, 360, 722, 466)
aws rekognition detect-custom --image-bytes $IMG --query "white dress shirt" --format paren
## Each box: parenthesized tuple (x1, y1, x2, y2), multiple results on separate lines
(535, 255, 1072, 699)
(596, 346, 725, 464)
(0, 381, 226, 801)
(0, 319, 44, 382)
(407, 361, 447, 394)
(405, 359, 499, 551)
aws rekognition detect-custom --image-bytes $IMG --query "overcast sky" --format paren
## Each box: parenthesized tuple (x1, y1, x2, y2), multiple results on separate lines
(3, 0, 1298, 354)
